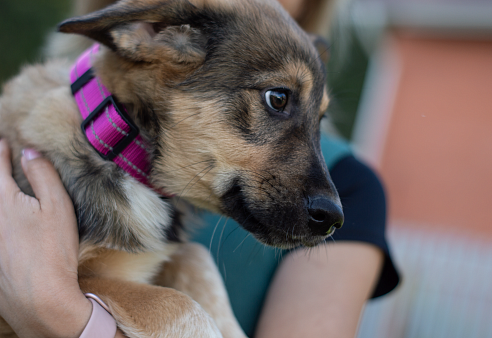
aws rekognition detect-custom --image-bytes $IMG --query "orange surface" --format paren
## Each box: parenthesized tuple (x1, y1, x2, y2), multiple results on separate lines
(379, 34, 492, 238)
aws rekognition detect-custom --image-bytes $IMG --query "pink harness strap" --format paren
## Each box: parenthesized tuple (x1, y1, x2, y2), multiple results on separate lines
(70, 44, 152, 187)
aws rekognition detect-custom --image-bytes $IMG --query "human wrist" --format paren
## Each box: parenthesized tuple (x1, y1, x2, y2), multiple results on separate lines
(28, 286, 92, 338)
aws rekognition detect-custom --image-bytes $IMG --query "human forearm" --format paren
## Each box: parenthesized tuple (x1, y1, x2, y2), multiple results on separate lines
(8, 289, 126, 338)
(254, 242, 383, 338)
(5, 289, 91, 338)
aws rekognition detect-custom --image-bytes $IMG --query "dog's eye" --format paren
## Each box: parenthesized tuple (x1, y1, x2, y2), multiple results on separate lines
(265, 90, 288, 112)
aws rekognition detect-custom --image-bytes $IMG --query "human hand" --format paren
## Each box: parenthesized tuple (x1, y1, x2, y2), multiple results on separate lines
(0, 139, 91, 338)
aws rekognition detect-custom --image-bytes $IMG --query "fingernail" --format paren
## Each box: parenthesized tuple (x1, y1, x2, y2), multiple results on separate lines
(22, 148, 41, 161)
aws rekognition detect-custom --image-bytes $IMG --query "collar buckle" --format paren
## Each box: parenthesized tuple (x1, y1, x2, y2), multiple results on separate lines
(80, 95, 139, 161)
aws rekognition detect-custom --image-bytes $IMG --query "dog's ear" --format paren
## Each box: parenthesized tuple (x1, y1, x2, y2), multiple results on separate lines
(308, 34, 331, 65)
(58, 0, 207, 64)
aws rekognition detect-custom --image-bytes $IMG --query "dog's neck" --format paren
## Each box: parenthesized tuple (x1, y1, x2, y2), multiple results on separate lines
(70, 44, 173, 198)
(61, 44, 182, 253)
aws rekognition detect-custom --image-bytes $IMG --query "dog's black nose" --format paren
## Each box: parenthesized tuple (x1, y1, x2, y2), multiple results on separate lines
(307, 196, 344, 236)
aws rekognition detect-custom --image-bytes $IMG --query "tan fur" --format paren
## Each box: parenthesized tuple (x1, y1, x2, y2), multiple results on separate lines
(79, 277, 222, 338)
(78, 245, 177, 284)
(320, 89, 330, 117)
(283, 61, 315, 100)
(0, 0, 340, 336)
(156, 244, 246, 338)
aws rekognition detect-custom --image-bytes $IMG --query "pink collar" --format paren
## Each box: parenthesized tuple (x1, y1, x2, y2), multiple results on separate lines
(70, 44, 170, 197)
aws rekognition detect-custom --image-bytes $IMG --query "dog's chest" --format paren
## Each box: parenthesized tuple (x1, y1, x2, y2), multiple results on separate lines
(78, 242, 179, 284)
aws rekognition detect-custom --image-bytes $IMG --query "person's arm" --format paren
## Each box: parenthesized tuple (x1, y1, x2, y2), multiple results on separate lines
(0, 139, 125, 338)
(255, 242, 383, 338)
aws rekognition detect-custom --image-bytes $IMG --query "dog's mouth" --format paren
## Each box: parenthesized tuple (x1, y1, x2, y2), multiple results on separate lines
(220, 180, 339, 249)
(254, 227, 336, 249)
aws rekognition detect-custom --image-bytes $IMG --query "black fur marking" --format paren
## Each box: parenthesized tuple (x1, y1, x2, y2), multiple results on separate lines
(134, 101, 163, 137)
(221, 179, 260, 234)
(221, 178, 305, 248)
(306, 159, 331, 189)
(66, 139, 156, 252)
(165, 205, 184, 243)
(226, 91, 253, 136)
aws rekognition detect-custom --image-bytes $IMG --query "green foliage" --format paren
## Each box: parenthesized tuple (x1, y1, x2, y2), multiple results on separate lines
(0, 0, 70, 85)
(326, 29, 369, 140)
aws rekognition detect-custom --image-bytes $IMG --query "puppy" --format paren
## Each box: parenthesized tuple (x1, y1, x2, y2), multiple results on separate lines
(0, 0, 343, 336)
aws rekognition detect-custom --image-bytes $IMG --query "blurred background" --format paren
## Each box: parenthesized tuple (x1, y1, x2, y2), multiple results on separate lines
(0, 1, 70, 84)
(1, 0, 492, 337)
(340, 0, 492, 337)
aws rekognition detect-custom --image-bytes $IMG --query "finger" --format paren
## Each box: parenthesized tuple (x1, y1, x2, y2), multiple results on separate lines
(0, 139, 18, 193)
(20, 149, 69, 205)
(0, 139, 13, 177)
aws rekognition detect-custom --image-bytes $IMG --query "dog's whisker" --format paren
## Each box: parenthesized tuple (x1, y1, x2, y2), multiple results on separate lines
(307, 45, 330, 75)
(247, 241, 264, 265)
(291, 223, 295, 243)
(222, 262, 227, 282)
(209, 215, 224, 252)
(169, 111, 202, 129)
(238, 169, 282, 194)
(236, 184, 271, 199)
(176, 164, 213, 203)
(238, 211, 255, 230)
(241, 170, 274, 186)
(178, 159, 214, 170)
(233, 233, 251, 253)
(256, 170, 283, 194)
(184, 165, 215, 197)
(219, 224, 242, 256)
(324, 241, 330, 261)
(216, 217, 229, 263)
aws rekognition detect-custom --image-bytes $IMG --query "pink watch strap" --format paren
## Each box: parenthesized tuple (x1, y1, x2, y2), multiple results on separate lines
(80, 296, 117, 338)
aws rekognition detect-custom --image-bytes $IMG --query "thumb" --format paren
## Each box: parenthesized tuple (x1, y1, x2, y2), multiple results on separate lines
(21, 149, 69, 205)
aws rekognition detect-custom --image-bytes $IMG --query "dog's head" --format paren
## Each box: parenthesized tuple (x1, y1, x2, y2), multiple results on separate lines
(59, 0, 343, 249)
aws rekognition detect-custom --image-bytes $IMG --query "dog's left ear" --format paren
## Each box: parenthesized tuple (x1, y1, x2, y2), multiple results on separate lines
(308, 34, 331, 65)
(58, 0, 207, 65)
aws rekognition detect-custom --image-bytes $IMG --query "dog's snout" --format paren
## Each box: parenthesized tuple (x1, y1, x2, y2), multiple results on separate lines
(307, 196, 344, 236)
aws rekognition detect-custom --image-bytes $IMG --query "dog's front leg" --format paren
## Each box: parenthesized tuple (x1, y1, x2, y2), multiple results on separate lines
(154, 243, 247, 338)
(79, 276, 222, 338)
